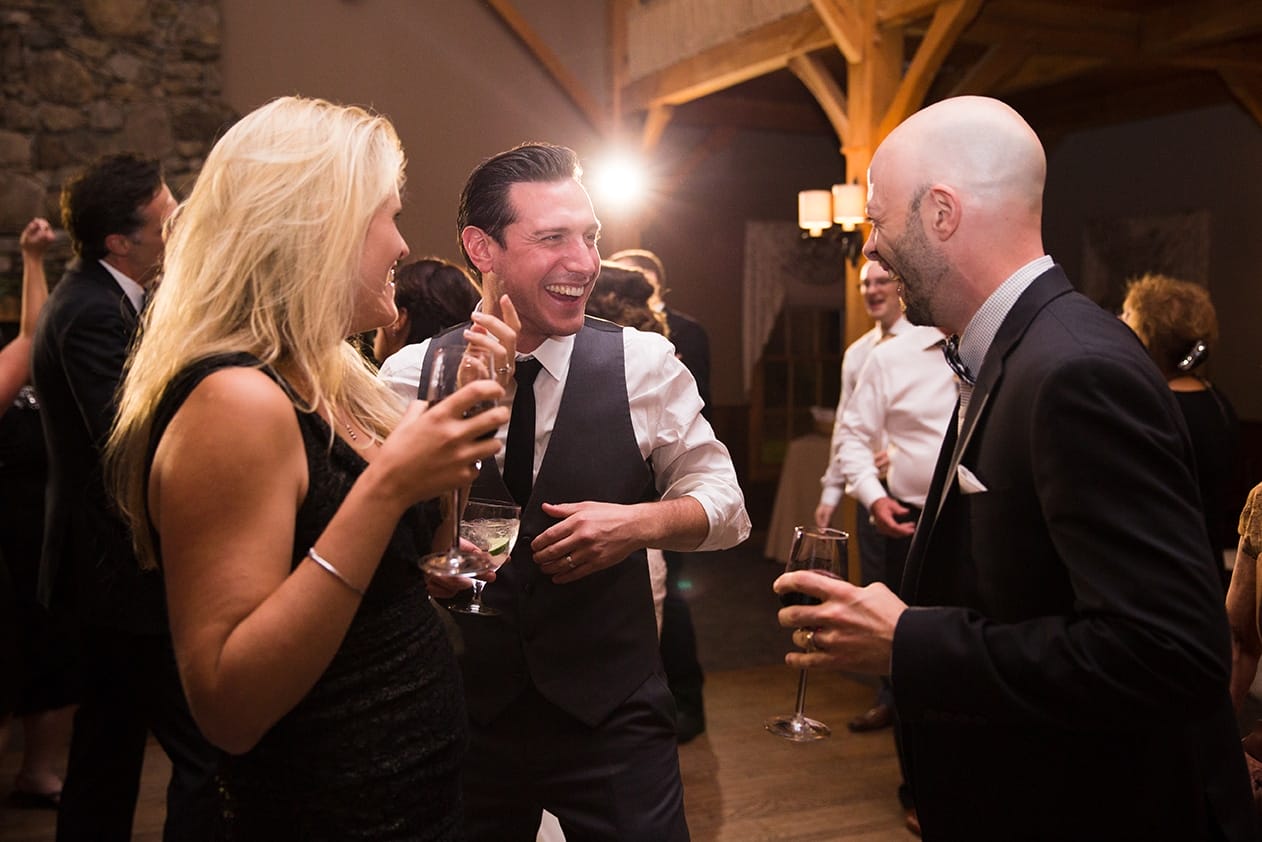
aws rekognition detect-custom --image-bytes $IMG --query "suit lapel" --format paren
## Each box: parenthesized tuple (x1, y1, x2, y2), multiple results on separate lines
(77, 258, 140, 326)
(900, 267, 1075, 602)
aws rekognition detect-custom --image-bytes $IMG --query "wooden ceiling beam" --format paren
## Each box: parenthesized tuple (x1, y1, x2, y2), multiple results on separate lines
(641, 104, 675, 152)
(876, 0, 941, 28)
(787, 53, 850, 143)
(619, 8, 832, 113)
(981, 0, 1137, 34)
(993, 55, 1105, 96)
(609, 0, 630, 136)
(1220, 68, 1262, 130)
(1166, 42, 1262, 73)
(811, 0, 867, 64)
(957, 3, 1140, 59)
(484, 0, 607, 134)
(879, 0, 984, 139)
(1143, 0, 1262, 54)
(948, 40, 1030, 97)
(1011, 71, 1233, 143)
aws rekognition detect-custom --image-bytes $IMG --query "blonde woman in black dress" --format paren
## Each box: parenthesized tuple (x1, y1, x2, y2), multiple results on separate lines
(108, 96, 518, 839)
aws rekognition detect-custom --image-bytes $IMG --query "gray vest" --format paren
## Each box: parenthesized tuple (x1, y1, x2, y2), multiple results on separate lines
(424, 318, 660, 726)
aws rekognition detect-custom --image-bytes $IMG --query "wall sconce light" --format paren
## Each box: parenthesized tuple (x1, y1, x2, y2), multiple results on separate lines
(797, 180, 866, 266)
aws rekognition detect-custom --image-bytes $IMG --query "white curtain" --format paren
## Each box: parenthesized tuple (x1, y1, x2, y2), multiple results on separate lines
(741, 221, 845, 395)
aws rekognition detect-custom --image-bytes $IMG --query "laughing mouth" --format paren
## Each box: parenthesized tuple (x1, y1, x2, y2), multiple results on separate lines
(544, 283, 585, 298)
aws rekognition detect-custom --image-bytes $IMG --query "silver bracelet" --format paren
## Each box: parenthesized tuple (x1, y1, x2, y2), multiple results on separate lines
(306, 547, 366, 597)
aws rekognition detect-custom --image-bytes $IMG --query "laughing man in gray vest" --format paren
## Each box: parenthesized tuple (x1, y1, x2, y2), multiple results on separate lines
(378, 142, 750, 841)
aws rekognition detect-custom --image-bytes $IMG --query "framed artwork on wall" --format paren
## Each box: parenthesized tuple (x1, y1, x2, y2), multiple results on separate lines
(1081, 209, 1211, 312)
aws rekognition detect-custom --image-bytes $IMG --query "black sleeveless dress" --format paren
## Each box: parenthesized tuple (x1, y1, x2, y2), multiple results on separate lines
(147, 354, 467, 841)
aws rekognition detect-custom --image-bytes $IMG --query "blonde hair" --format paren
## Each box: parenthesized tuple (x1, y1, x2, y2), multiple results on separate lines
(108, 96, 407, 567)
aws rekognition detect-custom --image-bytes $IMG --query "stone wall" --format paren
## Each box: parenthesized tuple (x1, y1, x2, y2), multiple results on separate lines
(0, 0, 236, 320)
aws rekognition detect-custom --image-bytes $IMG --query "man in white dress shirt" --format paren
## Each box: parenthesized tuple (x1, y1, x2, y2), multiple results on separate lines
(833, 318, 955, 832)
(379, 142, 749, 842)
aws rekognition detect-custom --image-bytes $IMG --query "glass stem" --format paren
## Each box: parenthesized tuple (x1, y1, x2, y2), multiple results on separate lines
(793, 669, 809, 718)
(448, 489, 461, 558)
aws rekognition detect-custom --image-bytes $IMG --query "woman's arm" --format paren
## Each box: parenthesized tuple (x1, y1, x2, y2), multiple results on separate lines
(0, 218, 53, 406)
(151, 366, 507, 754)
(1226, 536, 1260, 712)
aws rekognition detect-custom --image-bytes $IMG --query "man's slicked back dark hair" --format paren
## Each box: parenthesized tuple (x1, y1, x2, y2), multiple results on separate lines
(457, 142, 580, 280)
(60, 152, 164, 261)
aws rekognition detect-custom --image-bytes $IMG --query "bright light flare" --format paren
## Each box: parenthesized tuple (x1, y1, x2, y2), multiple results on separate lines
(589, 152, 649, 214)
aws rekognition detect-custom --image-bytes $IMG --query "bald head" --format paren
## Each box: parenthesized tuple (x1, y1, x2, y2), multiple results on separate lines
(881, 96, 1045, 217)
(863, 96, 1047, 333)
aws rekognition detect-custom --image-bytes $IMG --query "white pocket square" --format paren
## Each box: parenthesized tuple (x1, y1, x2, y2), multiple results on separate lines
(957, 464, 988, 495)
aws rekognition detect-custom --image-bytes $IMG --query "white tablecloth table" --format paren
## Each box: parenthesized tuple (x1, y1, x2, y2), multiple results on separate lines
(763, 433, 834, 564)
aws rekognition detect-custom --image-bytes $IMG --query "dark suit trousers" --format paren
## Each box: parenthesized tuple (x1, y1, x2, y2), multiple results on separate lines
(867, 502, 914, 710)
(854, 503, 887, 590)
(57, 626, 218, 842)
(461, 673, 688, 842)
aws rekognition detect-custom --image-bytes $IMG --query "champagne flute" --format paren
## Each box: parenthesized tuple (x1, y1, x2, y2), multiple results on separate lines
(419, 345, 499, 579)
(765, 525, 848, 741)
(448, 499, 521, 616)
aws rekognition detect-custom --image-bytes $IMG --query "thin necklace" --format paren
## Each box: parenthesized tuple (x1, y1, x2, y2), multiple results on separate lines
(342, 420, 359, 442)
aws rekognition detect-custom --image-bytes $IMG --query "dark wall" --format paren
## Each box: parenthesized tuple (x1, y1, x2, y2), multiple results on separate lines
(1044, 104, 1262, 421)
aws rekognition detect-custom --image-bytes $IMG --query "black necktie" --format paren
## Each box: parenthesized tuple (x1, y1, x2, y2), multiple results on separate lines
(941, 335, 975, 386)
(941, 335, 976, 434)
(504, 358, 543, 507)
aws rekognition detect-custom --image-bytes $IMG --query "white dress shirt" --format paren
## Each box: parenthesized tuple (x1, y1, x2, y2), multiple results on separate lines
(99, 259, 145, 313)
(836, 325, 956, 510)
(818, 315, 911, 507)
(378, 327, 751, 550)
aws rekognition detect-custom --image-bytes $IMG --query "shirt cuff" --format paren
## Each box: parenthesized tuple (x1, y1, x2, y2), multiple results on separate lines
(852, 477, 887, 511)
(819, 485, 843, 507)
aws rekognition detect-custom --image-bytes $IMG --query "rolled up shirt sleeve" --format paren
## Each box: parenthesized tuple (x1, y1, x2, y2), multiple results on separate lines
(837, 355, 890, 511)
(624, 329, 751, 551)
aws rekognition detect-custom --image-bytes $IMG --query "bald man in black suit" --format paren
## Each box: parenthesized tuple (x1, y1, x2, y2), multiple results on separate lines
(774, 97, 1254, 841)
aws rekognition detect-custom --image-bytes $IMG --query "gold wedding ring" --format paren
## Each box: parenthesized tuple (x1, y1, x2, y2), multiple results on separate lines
(804, 629, 817, 652)
(565, 554, 576, 570)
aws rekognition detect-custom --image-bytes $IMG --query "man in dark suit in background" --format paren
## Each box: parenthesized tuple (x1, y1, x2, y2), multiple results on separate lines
(609, 247, 712, 743)
(774, 96, 1254, 840)
(32, 153, 216, 841)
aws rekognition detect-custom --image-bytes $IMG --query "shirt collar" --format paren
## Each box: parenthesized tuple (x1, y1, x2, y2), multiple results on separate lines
(98, 259, 145, 313)
(884, 314, 911, 339)
(957, 255, 1054, 377)
(519, 332, 576, 383)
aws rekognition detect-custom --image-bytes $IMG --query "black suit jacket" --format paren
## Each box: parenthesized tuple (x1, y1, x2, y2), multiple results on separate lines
(31, 258, 165, 633)
(894, 267, 1254, 840)
(665, 308, 711, 420)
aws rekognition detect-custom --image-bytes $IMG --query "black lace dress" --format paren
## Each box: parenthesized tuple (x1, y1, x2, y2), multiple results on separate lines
(147, 354, 467, 841)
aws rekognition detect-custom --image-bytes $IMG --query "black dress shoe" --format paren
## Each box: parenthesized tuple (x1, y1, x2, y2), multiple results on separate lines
(847, 703, 893, 732)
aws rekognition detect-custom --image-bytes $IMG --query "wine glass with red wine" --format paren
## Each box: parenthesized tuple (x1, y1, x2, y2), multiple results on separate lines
(765, 525, 848, 741)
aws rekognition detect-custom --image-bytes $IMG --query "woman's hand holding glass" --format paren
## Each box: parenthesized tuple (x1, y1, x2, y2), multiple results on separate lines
(419, 295, 519, 579)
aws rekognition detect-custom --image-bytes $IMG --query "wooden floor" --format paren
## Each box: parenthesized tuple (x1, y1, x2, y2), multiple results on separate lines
(0, 539, 914, 840)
